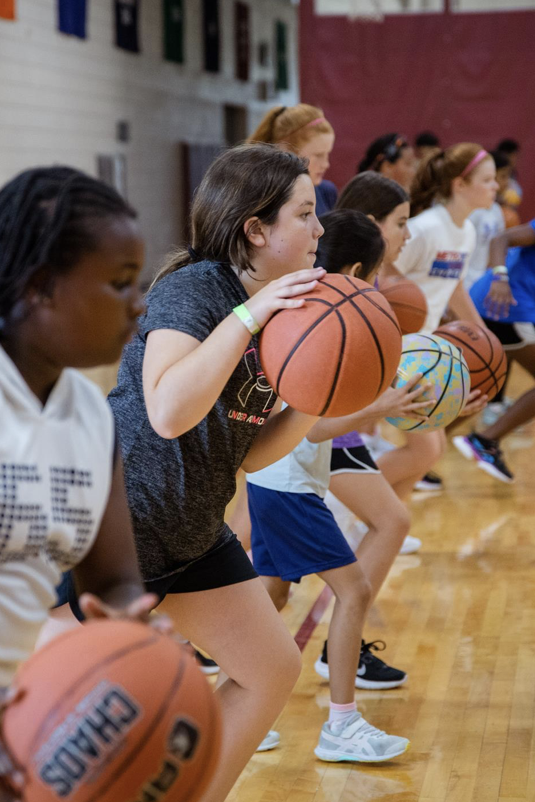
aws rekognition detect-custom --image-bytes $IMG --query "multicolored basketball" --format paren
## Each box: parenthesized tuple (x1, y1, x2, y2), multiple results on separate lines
(433, 320, 507, 401)
(386, 333, 471, 432)
(259, 274, 402, 417)
(378, 276, 428, 334)
(2, 621, 221, 802)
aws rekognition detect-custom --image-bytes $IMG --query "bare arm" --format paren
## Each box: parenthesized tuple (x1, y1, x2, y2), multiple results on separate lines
(307, 373, 432, 442)
(448, 280, 486, 327)
(241, 406, 319, 472)
(72, 451, 148, 610)
(488, 223, 535, 268)
(143, 268, 325, 439)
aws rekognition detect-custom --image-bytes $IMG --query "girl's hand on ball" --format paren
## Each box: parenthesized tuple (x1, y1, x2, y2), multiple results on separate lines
(245, 267, 326, 328)
(79, 593, 173, 636)
(0, 688, 25, 802)
(376, 373, 434, 421)
(458, 389, 488, 417)
(483, 281, 517, 320)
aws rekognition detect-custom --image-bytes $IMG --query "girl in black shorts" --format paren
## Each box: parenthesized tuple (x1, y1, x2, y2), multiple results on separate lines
(108, 145, 327, 802)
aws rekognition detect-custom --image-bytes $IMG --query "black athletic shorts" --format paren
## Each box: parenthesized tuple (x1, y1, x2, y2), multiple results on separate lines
(56, 533, 257, 622)
(484, 318, 535, 351)
(330, 444, 380, 475)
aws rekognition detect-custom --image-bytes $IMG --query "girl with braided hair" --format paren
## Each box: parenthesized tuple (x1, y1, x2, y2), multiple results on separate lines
(0, 166, 170, 798)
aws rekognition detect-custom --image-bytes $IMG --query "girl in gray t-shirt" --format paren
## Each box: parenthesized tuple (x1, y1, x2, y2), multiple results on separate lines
(109, 144, 325, 800)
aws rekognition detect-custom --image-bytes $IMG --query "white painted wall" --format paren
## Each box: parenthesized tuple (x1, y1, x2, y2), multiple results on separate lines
(0, 0, 298, 280)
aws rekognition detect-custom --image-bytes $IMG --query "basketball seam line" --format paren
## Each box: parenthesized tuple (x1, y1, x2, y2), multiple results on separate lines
(437, 331, 502, 395)
(319, 310, 347, 416)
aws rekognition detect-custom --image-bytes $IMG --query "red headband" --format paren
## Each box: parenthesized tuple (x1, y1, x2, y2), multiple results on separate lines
(460, 149, 488, 178)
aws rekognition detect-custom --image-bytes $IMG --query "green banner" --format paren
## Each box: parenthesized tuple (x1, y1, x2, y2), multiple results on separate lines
(164, 0, 184, 63)
(275, 20, 289, 91)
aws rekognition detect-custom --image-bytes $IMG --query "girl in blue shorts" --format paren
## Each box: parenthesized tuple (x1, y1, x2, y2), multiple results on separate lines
(247, 209, 430, 763)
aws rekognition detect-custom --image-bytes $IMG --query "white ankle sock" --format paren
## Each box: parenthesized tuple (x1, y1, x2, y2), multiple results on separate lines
(328, 701, 357, 731)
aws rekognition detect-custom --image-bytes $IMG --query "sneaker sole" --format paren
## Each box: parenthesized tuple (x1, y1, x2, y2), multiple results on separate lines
(314, 741, 410, 763)
(452, 436, 478, 462)
(413, 482, 443, 492)
(315, 658, 408, 690)
(477, 460, 514, 484)
(256, 737, 280, 752)
(356, 675, 407, 690)
(198, 665, 220, 675)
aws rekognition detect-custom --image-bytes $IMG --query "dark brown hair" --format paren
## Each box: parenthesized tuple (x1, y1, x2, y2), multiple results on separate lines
(316, 210, 385, 280)
(410, 142, 492, 216)
(336, 172, 409, 221)
(152, 144, 309, 285)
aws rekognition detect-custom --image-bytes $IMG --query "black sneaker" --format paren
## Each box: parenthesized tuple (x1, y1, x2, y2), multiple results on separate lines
(453, 433, 514, 483)
(414, 471, 443, 492)
(194, 650, 220, 675)
(314, 639, 407, 690)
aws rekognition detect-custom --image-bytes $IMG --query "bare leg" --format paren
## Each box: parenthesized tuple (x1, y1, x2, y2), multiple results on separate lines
(329, 472, 410, 604)
(156, 578, 301, 802)
(317, 562, 371, 704)
(479, 386, 535, 441)
(377, 430, 446, 501)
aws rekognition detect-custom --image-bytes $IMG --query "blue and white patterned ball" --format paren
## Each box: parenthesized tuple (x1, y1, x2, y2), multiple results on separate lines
(386, 333, 471, 432)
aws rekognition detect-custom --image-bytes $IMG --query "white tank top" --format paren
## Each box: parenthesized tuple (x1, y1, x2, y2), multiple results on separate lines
(0, 346, 114, 685)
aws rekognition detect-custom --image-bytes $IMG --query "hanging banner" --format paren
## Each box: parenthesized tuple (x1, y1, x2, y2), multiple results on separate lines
(115, 0, 140, 53)
(275, 20, 289, 91)
(0, 0, 16, 20)
(235, 2, 250, 81)
(163, 0, 184, 63)
(58, 0, 87, 38)
(203, 0, 220, 73)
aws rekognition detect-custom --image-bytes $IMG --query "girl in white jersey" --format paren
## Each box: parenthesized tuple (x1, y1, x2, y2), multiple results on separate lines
(0, 167, 169, 797)
(378, 144, 498, 497)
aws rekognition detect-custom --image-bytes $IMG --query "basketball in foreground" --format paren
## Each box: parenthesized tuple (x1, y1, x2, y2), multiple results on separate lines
(2, 620, 221, 802)
(386, 333, 470, 432)
(259, 274, 402, 417)
(378, 276, 428, 334)
(434, 320, 507, 401)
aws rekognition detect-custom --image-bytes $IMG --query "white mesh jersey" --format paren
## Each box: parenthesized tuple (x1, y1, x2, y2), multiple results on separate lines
(0, 346, 114, 685)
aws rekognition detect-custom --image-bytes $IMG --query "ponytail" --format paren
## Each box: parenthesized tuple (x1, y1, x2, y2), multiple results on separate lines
(410, 142, 492, 217)
(248, 103, 334, 153)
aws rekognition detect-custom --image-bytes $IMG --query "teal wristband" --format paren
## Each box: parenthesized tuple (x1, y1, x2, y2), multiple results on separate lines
(233, 304, 260, 335)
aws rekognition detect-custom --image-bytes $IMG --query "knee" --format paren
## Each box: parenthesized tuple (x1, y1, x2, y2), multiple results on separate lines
(272, 587, 290, 613)
(271, 636, 302, 695)
(345, 571, 372, 612)
(394, 503, 411, 537)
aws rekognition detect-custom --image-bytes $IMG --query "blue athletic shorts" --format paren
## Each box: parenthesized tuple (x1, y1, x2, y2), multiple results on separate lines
(247, 484, 356, 583)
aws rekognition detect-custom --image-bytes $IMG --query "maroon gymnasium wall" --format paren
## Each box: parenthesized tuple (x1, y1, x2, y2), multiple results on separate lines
(299, 0, 535, 221)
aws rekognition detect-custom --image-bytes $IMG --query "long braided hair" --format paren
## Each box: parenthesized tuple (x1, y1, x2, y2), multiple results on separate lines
(0, 166, 136, 330)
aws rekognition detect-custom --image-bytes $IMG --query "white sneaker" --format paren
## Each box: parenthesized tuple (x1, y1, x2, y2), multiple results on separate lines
(399, 535, 422, 555)
(256, 730, 280, 752)
(314, 713, 410, 762)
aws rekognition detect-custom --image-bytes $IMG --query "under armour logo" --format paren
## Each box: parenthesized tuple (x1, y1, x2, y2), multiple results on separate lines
(237, 348, 275, 413)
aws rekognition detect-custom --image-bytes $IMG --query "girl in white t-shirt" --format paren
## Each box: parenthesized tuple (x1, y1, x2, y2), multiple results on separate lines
(0, 167, 169, 796)
(379, 144, 499, 496)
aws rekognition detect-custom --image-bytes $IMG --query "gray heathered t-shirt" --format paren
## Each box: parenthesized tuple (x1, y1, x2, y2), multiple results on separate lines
(108, 261, 276, 581)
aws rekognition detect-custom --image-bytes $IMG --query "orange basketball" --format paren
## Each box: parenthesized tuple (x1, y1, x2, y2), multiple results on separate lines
(434, 320, 507, 401)
(3, 621, 221, 802)
(378, 276, 428, 334)
(259, 274, 402, 417)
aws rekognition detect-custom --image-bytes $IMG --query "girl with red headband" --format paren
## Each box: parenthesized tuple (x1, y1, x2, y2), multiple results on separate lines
(248, 104, 337, 216)
(377, 143, 499, 498)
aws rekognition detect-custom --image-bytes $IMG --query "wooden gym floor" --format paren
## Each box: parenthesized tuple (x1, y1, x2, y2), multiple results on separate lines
(226, 365, 535, 802)
(86, 363, 535, 802)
